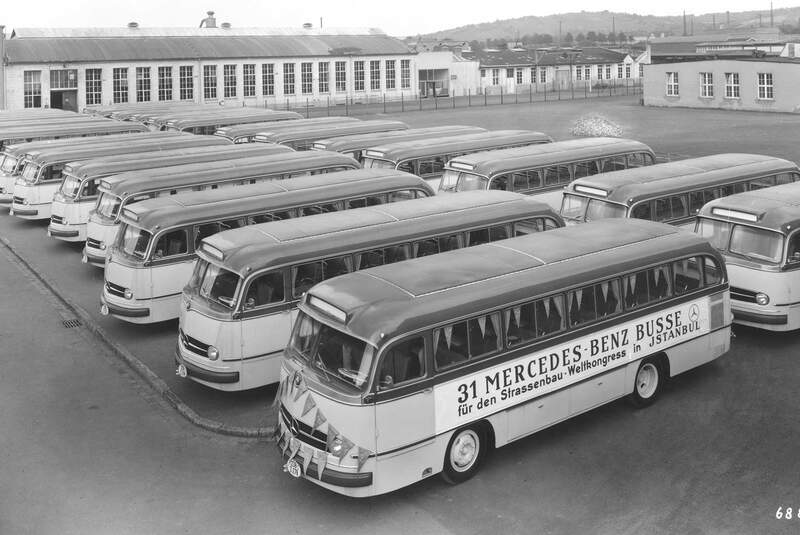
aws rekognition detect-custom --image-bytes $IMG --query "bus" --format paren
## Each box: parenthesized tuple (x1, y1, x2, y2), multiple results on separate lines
(157, 109, 301, 134)
(108, 103, 210, 121)
(215, 117, 361, 144)
(251, 120, 410, 150)
(0, 119, 149, 151)
(560, 154, 800, 227)
(0, 129, 175, 204)
(438, 137, 656, 207)
(102, 169, 436, 323)
(177, 191, 564, 391)
(49, 143, 281, 242)
(360, 130, 553, 190)
(275, 218, 732, 496)
(10, 134, 229, 220)
(82, 150, 359, 266)
(311, 125, 487, 163)
(695, 182, 800, 331)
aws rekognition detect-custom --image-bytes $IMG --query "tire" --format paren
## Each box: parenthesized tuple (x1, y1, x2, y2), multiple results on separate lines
(628, 358, 663, 408)
(441, 426, 485, 484)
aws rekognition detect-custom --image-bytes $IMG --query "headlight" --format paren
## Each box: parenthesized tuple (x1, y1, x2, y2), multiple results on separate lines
(99, 242, 106, 250)
(207, 346, 219, 360)
(123, 289, 133, 300)
(756, 293, 770, 306)
(23, 199, 29, 205)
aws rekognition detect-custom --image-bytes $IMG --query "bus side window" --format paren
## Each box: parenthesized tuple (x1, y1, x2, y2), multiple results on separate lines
(356, 249, 384, 270)
(193, 223, 222, 249)
(505, 302, 536, 346)
(292, 261, 324, 297)
(535, 296, 564, 336)
(243, 271, 285, 309)
(648, 264, 672, 300)
(624, 271, 650, 308)
(776, 172, 796, 185)
(437, 233, 462, 252)
(434, 322, 469, 369)
(604, 156, 627, 171)
(673, 258, 702, 294)
(689, 191, 706, 214)
(787, 233, 800, 263)
(568, 286, 596, 326)
(249, 213, 280, 224)
(378, 336, 426, 389)
(596, 279, 621, 317)
(366, 194, 386, 206)
(670, 195, 688, 219)
(466, 228, 491, 247)
(489, 224, 510, 241)
(573, 161, 592, 179)
(748, 175, 776, 190)
(413, 238, 439, 257)
(221, 219, 243, 230)
(654, 198, 670, 221)
(388, 189, 415, 202)
(83, 179, 99, 198)
(322, 256, 352, 280)
(703, 257, 723, 285)
(467, 313, 501, 358)
(384, 244, 410, 264)
(398, 161, 414, 174)
(543, 218, 561, 230)
(346, 197, 367, 209)
(47, 163, 65, 181)
(153, 229, 188, 258)
(628, 153, 648, 167)
(513, 218, 545, 236)
(490, 175, 508, 191)
(631, 202, 652, 220)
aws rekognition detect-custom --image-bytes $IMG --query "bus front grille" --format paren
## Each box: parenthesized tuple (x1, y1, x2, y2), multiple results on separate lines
(12, 196, 25, 205)
(105, 281, 126, 298)
(86, 238, 102, 249)
(179, 329, 209, 358)
(50, 215, 64, 225)
(280, 404, 327, 450)
(730, 287, 757, 303)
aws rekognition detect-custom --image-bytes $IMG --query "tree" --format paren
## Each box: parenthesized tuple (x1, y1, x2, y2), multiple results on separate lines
(576, 32, 586, 43)
(586, 31, 597, 44)
(617, 32, 627, 44)
(564, 32, 574, 44)
(596, 32, 607, 43)
(468, 40, 482, 52)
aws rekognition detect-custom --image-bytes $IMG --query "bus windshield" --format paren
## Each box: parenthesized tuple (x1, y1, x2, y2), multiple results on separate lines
(21, 163, 40, 183)
(288, 311, 375, 391)
(696, 218, 784, 265)
(362, 157, 396, 170)
(729, 225, 784, 264)
(59, 175, 83, 199)
(0, 154, 17, 174)
(189, 259, 240, 309)
(440, 170, 487, 192)
(118, 224, 152, 260)
(96, 192, 122, 219)
(585, 199, 627, 221)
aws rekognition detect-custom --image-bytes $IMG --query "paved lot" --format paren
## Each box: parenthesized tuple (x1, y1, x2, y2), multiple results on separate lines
(2, 96, 800, 533)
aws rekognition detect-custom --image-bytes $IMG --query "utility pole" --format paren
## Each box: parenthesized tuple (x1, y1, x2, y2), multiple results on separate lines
(683, 11, 687, 37)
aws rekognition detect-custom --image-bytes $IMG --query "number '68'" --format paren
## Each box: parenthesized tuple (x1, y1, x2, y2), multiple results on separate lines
(776, 506, 794, 519)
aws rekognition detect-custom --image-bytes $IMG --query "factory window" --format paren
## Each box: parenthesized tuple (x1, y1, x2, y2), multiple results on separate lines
(370, 60, 381, 90)
(158, 67, 173, 101)
(85, 69, 102, 106)
(243, 64, 256, 97)
(385, 60, 396, 90)
(319, 62, 330, 93)
(136, 67, 151, 102)
(302, 62, 313, 94)
(23, 71, 42, 108)
(354, 61, 365, 91)
(112, 68, 129, 104)
(335, 61, 347, 92)
(224, 64, 237, 98)
(179, 66, 194, 100)
(757, 72, 773, 100)
(401, 59, 411, 89)
(666, 72, 679, 97)
(203, 65, 217, 100)
(262, 64, 274, 96)
(283, 63, 295, 95)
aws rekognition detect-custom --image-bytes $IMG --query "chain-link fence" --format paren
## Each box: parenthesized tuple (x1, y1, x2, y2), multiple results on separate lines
(274, 79, 643, 118)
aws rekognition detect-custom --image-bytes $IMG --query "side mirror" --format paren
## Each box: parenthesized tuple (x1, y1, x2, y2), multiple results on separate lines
(244, 297, 256, 310)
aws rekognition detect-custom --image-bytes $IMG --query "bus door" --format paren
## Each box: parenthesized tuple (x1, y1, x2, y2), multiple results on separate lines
(373, 335, 435, 464)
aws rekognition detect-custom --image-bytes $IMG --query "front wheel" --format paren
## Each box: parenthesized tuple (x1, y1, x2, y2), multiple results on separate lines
(441, 426, 485, 484)
(628, 358, 663, 408)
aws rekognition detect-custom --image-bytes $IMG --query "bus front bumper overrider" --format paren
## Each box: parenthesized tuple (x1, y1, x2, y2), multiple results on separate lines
(47, 226, 80, 238)
(732, 309, 788, 325)
(174, 350, 240, 384)
(278, 437, 373, 488)
(100, 295, 150, 318)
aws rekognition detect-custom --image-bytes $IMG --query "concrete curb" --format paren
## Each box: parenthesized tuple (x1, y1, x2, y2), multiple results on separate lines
(1, 235, 275, 440)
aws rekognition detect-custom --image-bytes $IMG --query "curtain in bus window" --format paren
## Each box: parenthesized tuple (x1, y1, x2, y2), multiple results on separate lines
(628, 153, 648, 167)
(244, 271, 285, 308)
(356, 249, 384, 270)
(414, 238, 439, 257)
(489, 225, 510, 241)
(346, 197, 368, 209)
(673, 258, 703, 294)
(688, 191, 707, 214)
(776, 173, 796, 185)
(670, 196, 688, 219)
(624, 272, 650, 308)
(292, 262, 324, 297)
(513, 218, 545, 236)
(388, 189, 415, 202)
(366, 194, 386, 206)
(568, 287, 596, 326)
(194, 223, 222, 249)
(648, 265, 672, 300)
(573, 161, 594, 179)
(378, 337, 425, 387)
(438, 234, 461, 252)
(467, 313, 501, 358)
(467, 228, 491, 247)
(384, 244, 410, 264)
(434, 322, 469, 369)
(154, 229, 188, 258)
(596, 280, 621, 317)
(535, 296, 563, 336)
(506, 302, 536, 345)
(604, 156, 627, 172)
(654, 198, 671, 221)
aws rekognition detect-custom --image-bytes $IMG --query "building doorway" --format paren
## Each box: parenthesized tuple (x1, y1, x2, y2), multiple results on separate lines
(50, 90, 78, 112)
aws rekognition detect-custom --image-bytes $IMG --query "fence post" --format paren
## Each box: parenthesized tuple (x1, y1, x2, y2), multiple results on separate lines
(306, 98, 309, 118)
(345, 96, 349, 116)
(327, 96, 330, 116)
(401, 92, 404, 112)
(500, 86, 503, 105)
(434, 89, 438, 110)
(515, 87, 518, 104)
(452, 93, 455, 108)
(419, 92, 422, 111)
(484, 89, 487, 106)
(383, 93, 386, 113)
(286, 98, 289, 111)
(468, 88, 471, 107)
(529, 83, 532, 103)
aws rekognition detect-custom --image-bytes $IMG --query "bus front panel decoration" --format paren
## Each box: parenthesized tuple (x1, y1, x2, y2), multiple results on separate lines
(175, 191, 564, 391)
(276, 219, 731, 497)
(695, 181, 800, 331)
(560, 154, 800, 227)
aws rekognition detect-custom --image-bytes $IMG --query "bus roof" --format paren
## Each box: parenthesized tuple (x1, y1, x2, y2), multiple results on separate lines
(255, 120, 409, 145)
(214, 117, 360, 140)
(99, 149, 355, 196)
(445, 137, 654, 176)
(21, 132, 203, 163)
(3, 130, 184, 157)
(199, 190, 562, 276)
(63, 142, 268, 180)
(0, 120, 148, 139)
(566, 154, 798, 204)
(362, 130, 553, 161)
(109, 103, 209, 121)
(304, 219, 720, 346)
(311, 125, 487, 152)
(697, 181, 800, 233)
(160, 109, 293, 129)
(123, 169, 434, 230)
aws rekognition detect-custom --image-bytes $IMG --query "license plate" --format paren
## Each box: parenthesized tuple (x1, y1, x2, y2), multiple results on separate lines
(176, 364, 187, 378)
(285, 458, 302, 478)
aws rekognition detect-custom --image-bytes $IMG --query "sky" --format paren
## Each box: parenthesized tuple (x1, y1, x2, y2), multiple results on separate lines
(2, 0, 799, 37)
